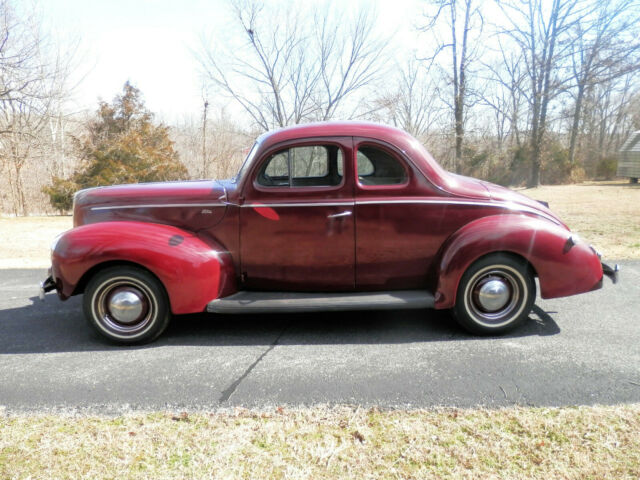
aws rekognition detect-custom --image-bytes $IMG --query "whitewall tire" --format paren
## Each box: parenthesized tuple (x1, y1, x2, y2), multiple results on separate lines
(453, 253, 536, 335)
(83, 266, 171, 344)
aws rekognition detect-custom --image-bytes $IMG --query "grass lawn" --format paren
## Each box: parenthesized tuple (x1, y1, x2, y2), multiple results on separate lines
(1, 405, 639, 479)
(0, 215, 72, 269)
(519, 181, 640, 260)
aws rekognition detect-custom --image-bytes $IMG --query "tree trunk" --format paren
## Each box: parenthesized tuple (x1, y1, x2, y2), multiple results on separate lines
(14, 162, 27, 216)
(529, 138, 541, 187)
(568, 84, 585, 167)
(527, 92, 541, 187)
(6, 162, 19, 217)
(454, 109, 463, 174)
(202, 99, 209, 178)
(450, 1, 461, 174)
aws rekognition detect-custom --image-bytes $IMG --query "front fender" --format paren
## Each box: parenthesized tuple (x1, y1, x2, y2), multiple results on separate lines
(51, 221, 236, 314)
(433, 215, 602, 309)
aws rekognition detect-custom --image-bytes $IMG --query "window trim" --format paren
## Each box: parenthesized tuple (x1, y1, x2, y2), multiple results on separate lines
(253, 142, 347, 192)
(355, 141, 411, 190)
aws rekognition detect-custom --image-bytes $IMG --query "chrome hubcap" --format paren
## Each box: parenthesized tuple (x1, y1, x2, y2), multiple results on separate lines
(93, 277, 155, 336)
(108, 289, 144, 324)
(464, 265, 526, 327)
(476, 278, 510, 312)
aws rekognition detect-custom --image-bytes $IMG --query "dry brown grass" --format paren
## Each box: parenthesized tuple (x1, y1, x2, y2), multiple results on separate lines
(0, 216, 72, 268)
(0, 404, 638, 479)
(0, 181, 638, 268)
(518, 181, 640, 259)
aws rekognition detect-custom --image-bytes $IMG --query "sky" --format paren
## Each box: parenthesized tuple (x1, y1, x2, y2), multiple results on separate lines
(41, 0, 424, 123)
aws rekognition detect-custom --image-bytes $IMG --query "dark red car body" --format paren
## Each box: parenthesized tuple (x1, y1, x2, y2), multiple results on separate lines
(46, 122, 612, 329)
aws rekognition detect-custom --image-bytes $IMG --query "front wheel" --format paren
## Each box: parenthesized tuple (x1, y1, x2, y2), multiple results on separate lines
(453, 253, 536, 335)
(83, 266, 171, 344)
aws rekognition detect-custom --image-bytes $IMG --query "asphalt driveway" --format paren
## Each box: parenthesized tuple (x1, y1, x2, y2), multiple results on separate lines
(0, 264, 638, 413)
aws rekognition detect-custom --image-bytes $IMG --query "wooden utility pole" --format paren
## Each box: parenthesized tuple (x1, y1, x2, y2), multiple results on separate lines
(202, 98, 209, 178)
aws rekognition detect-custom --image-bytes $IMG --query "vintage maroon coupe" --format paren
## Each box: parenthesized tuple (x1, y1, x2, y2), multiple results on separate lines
(41, 122, 618, 344)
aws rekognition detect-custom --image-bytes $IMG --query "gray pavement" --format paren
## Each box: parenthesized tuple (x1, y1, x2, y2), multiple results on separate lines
(0, 264, 639, 413)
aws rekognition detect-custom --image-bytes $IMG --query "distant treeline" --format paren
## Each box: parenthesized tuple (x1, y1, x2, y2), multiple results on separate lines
(1, 0, 639, 215)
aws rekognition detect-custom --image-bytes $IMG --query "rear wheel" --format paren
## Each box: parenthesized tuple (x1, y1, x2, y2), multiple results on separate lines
(83, 266, 171, 344)
(453, 253, 535, 335)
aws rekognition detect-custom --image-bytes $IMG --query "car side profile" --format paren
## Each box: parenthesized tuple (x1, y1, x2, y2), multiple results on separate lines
(41, 122, 618, 344)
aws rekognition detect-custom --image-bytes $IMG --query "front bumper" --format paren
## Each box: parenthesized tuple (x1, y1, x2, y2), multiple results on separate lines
(39, 274, 57, 300)
(602, 262, 619, 284)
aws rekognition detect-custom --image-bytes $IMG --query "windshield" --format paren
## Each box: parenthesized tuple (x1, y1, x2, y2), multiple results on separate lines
(234, 141, 260, 183)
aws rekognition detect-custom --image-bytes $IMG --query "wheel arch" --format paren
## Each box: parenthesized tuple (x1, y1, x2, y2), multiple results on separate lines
(73, 260, 164, 297)
(51, 221, 238, 314)
(464, 251, 538, 278)
(432, 213, 595, 309)
(437, 249, 537, 309)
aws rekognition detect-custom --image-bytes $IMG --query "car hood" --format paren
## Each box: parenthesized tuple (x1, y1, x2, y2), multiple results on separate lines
(73, 180, 228, 230)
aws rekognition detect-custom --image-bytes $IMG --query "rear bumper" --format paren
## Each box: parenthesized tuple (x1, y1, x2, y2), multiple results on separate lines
(601, 262, 619, 284)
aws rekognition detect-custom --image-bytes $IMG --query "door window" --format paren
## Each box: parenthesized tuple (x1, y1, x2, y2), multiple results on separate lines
(356, 146, 407, 186)
(257, 145, 343, 188)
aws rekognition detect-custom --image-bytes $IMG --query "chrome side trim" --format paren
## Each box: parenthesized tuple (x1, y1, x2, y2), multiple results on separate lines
(356, 199, 561, 225)
(356, 199, 493, 206)
(240, 199, 560, 225)
(91, 203, 228, 211)
(243, 202, 354, 208)
(242, 200, 497, 209)
(90, 199, 559, 224)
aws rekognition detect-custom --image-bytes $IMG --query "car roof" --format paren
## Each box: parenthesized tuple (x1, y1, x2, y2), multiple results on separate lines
(248, 121, 450, 189)
(257, 121, 414, 149)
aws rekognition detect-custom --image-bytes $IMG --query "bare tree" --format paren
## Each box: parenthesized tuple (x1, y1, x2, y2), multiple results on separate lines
(498, 0, 589, 186)
(313, 7, 386, 121)
(0, 0, 77, 215)
(585, 74, 637, 161)
(173, 106, 254, 180)
(368, 58, 443, 138)
(419, 0, 483, 173)
(201, 93, 209, 178)
(481, 39, 527, 149)
(198, 0, 388, 131)
(567, 0, 640, 167)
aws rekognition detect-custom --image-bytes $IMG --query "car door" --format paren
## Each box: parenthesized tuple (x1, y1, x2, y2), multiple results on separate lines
(354, 138, 445, 290)
(240, 137, 355, 291)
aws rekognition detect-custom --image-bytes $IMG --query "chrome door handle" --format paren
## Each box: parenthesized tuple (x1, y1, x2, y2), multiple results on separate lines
(327, 211, 352, 219)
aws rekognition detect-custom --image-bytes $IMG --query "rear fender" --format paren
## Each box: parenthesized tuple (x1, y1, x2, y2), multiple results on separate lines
(433, 215, 602, 309)
(51, 221, 236, 314)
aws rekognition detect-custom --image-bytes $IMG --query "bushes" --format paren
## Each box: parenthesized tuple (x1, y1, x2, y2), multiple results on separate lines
(455, 139, 593, 187)
(42, 178, 77, 213)
(596, 156, 617, 180)
(540, 141, 572, 185)
(44, 83, 187, 212)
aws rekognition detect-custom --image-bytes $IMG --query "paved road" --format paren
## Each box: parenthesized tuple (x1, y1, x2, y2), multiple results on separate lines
(1, 264, 639, 413)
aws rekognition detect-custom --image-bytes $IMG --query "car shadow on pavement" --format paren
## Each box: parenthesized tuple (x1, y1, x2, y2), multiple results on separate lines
(0, 295, 560, 355)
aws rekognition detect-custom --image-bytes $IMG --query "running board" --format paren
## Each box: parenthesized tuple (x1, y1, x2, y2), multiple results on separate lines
(206, 290, 435, 314)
